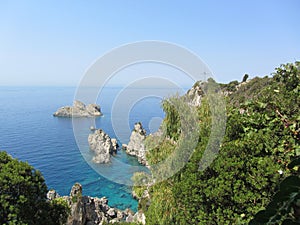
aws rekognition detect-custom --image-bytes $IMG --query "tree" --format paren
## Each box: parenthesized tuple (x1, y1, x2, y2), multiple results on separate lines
(0, 151, 69, 225)
(242, 74, 249, 82)
(141, 62, 300, 224)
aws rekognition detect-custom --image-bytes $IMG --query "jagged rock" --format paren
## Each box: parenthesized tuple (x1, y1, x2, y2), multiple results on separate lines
(133, 210, 146, 225)
(86, 104, 102, 116)
(67, 183, 85, 225)
(70, 183, 82, 197)
(125, 214, 134, 223)
(124, 208, 134, 216)
(52, 183, 134, 225)
(111, 138, 118, 154)
(47, 189, 59, 200)
(107, 208, 116, 218)
(53, 100, 102, 117)
(116, 210, 124, 220)
(186, 82, 204, 107)
(88, 129, 118, 164)
(126, 122, 148, 165)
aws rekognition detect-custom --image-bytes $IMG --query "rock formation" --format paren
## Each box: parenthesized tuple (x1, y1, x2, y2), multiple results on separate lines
(88, 129, 118, 164)
(47, 189, 59, 200)
(53, 100, 102, 117)
(186, 81, 204, 107)
(124, 122, 148, 166)
(47, 183, 138, 225)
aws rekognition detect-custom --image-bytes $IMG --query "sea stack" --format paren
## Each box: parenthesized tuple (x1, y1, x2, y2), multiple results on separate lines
(125, 122, 148, 166)
(88, 129, 118, 164)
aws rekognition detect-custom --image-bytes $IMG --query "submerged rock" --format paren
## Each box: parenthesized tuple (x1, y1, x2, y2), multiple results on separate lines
(88, 129, 118, 164)
(53, 100, 102, 117)
(126, 122, 148, 166)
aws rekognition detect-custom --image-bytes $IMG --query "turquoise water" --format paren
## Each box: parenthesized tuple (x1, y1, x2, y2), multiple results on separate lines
(0, 86, 181, 211)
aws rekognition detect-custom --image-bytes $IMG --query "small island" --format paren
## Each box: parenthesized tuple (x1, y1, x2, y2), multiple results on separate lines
(53, 100, 102, 117)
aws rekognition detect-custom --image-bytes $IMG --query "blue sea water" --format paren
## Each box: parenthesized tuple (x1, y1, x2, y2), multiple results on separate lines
(0, 86, 184, 211)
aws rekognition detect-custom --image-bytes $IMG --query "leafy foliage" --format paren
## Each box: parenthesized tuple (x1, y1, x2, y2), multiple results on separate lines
(161, 96, 181, 141)
(250, 157, 300, 224)
(140, 62, 300, 224)
(0, 151, 69, 225)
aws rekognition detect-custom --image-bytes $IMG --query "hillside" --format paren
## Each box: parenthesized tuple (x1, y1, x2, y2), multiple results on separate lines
(133, 62, 300, 224)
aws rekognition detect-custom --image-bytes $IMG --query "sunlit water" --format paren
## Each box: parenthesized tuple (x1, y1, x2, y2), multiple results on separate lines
(0, 86, 184, 211)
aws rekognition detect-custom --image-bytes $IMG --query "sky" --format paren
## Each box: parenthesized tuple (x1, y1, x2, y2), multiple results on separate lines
(0, 0, 299, 86)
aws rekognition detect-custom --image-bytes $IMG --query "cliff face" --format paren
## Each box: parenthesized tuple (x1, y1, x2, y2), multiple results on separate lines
(186, 81, 204, 107)
(88, 129, 118, 164)
(53, 100, 102, 117)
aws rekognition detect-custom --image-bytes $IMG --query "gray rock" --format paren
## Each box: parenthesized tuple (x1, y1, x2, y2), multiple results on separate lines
(186, 82, 204, 107)
(133, 211, 146, 225)
(116, 210, 124, 220)
(88, 129, 118, 164)
(86, 104, 102, 116)
(53, 100, 102, 117)
(121, 144, 127, 150)
(126, 214, 134, 223)
(70, 183, 82, 197)
(107, 208, 116, 218)
(111, 138, 118, 154)
(126, 122, 148, 165)
(56, 183, 132, 225)
(47, 189, 59, 200)
(67, 183, 85, 225)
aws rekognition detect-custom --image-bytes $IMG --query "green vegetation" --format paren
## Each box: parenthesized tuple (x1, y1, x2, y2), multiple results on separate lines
(1, 62, 299, 224)
(139, 62, 300, 224)
(250, 157, 300, 224)
(0, 151, 69, 225)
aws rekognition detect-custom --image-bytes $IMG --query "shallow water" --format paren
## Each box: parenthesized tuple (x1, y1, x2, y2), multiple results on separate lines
(0, 86, 182, 211)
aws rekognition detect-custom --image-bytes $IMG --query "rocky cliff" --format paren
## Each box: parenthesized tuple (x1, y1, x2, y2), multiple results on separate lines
(47, 183, 139, 225)
(53, 100, 102, 117)
(123, 122, 148, 166)
(186, 81, 204, 107)
(88, 129, 118, 164)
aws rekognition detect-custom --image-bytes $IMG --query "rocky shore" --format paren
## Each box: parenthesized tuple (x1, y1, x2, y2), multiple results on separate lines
(53, 100, 102, 117)
(47, 183, 145, 225)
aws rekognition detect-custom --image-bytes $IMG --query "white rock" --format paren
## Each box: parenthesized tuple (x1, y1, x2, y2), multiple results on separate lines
(88, 129, 114, 164)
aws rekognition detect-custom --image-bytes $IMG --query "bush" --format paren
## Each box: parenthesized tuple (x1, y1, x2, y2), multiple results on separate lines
(142, 62, 300, 224)
(0, 151, 69, 225)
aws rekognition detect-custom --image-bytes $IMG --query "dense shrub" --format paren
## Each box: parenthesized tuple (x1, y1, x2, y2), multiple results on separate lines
(141, 62, 300, 224)
(0, 151, 69, 225)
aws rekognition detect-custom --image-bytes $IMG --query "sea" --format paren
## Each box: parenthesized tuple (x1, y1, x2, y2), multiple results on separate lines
(0, 86, 186, 211)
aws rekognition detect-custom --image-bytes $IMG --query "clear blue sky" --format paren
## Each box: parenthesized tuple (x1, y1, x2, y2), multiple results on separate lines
(0, 0, 299, 86)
